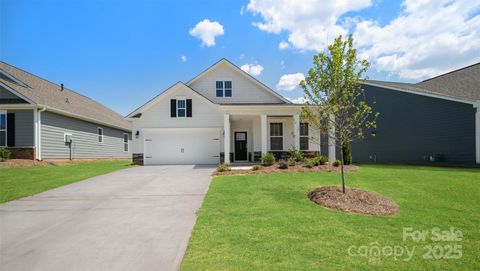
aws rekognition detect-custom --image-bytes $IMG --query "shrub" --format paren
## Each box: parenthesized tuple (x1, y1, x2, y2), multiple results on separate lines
(252, 164, 263, 171)
(217, 163, 231, 172)
(317, 155, 328, 165)
(0, 147, 11, 162)
(304, 158, 315, 168)
(288, 146, 304, 162)
(287, 157, 297, 166)
(261, 152, 276, 166)
(342, 142, 352, 165)
(278, 159, 288, 169)
(332, 160, 341, 167)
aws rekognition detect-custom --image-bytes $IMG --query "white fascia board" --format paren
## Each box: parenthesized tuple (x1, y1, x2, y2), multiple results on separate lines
(186, 59, 291, 104)
(362, 82, 475, 105)
(126, 82, 218, 118)
(0, 104, 37, 109)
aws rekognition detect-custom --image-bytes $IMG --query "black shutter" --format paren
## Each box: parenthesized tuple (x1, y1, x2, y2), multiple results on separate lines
(7, 113, 15, 147)
(186, 99, 192, 117)
(170, 99, 177, 117)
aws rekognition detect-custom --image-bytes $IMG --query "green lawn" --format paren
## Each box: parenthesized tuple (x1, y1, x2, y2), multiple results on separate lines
(0, 161, 131, 203)
(181, 165, 480, 271)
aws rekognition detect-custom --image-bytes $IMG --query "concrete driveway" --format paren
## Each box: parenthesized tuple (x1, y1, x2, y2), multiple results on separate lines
(0, 165, 215, 271)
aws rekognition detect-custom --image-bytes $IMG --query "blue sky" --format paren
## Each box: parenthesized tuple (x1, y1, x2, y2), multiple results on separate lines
(2, 0, 479, 115)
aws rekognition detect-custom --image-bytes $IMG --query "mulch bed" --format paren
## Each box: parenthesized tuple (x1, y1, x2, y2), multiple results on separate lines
(214, 163, 359, 176)
(308, 186, 399, 216)
(0, 158, 130, 169)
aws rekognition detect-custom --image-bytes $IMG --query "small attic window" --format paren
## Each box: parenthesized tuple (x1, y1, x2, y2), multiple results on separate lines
(215, 80, 232, 97)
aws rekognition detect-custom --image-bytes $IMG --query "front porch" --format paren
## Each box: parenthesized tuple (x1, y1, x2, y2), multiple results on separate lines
(220, 106, 328, 164)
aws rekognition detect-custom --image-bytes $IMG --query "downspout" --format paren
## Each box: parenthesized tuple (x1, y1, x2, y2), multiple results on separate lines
(37, 107, 46, 160)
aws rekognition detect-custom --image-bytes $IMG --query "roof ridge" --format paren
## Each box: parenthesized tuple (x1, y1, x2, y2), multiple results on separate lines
(0, 61, 127, 120)
(418, 62, 480, 84)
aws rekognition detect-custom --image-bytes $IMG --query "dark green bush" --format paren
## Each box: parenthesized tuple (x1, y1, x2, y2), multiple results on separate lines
(261, 152, 276, 166)
(317, 155, 328, 165)
(0, 147, 11, 162)
(287, 157, 297, 166)
(332, 160, 341, 167)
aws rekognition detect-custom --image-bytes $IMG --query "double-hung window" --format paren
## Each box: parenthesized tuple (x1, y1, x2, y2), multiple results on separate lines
(177, 99, 186, 117)
(0, 111, 6, 147)
(215, 80, 232, 97)
(123, 133, 129, 152)
(270, 122, 283, 150)
(97, 127, 103, 143)
(300, 123, 309, 150)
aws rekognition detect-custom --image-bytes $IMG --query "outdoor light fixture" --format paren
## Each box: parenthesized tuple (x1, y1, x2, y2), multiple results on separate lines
(135, 130, 140, 139)
(371, 131, 377, 137)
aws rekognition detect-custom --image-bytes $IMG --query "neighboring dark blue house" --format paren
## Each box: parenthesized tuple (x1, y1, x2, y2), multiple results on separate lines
(351, 63, 479, 165)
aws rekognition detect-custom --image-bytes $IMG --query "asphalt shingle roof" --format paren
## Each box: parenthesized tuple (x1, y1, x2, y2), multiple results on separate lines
(365, 63, 480, 103)
(0, 61, 131, 131)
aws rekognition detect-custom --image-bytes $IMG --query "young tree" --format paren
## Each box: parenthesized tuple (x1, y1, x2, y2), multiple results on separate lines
(301, 34, 378, 193)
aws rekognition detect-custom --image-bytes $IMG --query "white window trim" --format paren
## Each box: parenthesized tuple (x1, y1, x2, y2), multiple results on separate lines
(0, 110, 7, 147)
(215, 79, 232, 98)
(269, 122, 283, 151)
(300, 123, 309, 151)
(176, 97, 186, 118)
(123, 133, 129, 152)
(97, 127, 104, 143)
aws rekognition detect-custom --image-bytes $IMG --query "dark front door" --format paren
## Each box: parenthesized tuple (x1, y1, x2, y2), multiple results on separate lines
(234, 132, 247, 161)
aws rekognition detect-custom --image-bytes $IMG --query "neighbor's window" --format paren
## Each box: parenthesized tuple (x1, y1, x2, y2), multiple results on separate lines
(270, 122, 283, 151)
(97, 127, 103, 143)
(300, 123, 309, 150)
(215, 80, 232, 97)
(177, 99, 186, 117)
(123, 133, 129, 152)
(0, 112, 6, 147)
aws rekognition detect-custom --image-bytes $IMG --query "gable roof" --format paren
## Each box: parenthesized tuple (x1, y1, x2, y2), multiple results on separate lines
(0, 61, 131, 131)
(364, 63, 479, 104)
(126, 81, 218, 118)
(187, 58, 291, 104)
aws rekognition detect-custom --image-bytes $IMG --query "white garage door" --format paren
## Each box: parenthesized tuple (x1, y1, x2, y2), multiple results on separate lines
(144, 129, 220, 165)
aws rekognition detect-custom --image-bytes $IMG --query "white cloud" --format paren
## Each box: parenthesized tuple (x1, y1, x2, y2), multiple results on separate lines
(189, 19, 224, 47)
(247, 0, 480, 80)
(286, 96, 307, 104)
(247, 0, 371, 51)
(280, 60, 285, 69)
(240, 5, 245, 15)
(279, 41, 289, 50)
(353, 0, 480, 79)
(180, 55, 187, 62)
(241, 63, 264, 76)
(276, 73, 305, 91)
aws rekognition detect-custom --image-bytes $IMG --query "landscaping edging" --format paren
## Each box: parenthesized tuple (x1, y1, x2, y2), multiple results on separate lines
(214, 163, 359, 175)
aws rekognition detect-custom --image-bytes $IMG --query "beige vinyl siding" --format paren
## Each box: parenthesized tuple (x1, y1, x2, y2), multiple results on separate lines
(41, 111, 130, 159)
(131, 85, 223, 153)
(188, 62, 284, 104)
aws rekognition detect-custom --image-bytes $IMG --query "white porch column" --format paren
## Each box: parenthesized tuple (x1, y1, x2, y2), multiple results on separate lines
(224, 114, 230, 164)
(475, 104, 480, 164)
(293, 114, 300, 150)
(328, 115, 336, 161)
(261, 114, 267, 155)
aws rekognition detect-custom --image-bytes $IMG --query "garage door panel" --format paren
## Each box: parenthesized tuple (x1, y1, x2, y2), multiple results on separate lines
(144, 129, 220, 165)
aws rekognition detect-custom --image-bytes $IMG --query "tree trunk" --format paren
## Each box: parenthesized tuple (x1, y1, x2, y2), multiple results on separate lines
(340, 145, 346, 193)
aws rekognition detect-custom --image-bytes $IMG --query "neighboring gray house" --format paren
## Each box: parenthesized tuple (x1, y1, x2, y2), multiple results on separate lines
(0, 61, 131, 160)
(354, 63, 480, 164)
